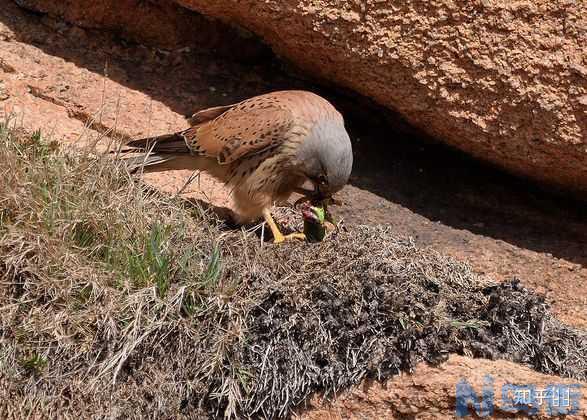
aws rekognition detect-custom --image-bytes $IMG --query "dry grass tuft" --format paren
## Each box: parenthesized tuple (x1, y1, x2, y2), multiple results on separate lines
(0, 126, 585, 419)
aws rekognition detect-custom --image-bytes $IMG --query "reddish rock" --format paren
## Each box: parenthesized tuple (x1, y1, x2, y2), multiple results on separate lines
(15, 0, 587, 195)
(300, 355, 587, 419)
(171, 0, 587, 196)
(14, 0, 267, 59)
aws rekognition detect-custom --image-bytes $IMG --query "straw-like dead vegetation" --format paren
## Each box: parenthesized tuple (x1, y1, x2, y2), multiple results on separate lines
(0, 126, 585, 419)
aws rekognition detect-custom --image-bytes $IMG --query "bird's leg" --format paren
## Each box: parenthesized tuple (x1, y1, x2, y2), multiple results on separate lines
(262, 208, 306, 243)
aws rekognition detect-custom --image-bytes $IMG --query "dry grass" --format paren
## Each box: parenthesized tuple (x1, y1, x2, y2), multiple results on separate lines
(0, 126, 585, 419)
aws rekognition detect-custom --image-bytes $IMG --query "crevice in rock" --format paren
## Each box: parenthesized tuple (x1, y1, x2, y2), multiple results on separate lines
(27, 84, 133, 142)
(13, 0, 274, 62)
(0, 59, 16, 73)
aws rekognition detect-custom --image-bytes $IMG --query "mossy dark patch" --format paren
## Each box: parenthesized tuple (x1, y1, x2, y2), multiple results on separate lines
(216, 231, 585, 418)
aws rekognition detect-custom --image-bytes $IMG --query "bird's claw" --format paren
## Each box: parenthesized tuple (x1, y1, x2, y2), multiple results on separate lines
(273, 232, 306, 244)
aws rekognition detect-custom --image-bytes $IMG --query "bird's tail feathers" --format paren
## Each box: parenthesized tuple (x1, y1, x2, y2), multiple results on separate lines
(121, 153, 176, 173)
(115, 132, 192, 173)
(118, 150, 218, 175)
(124, 132, 189, 153)
(115, 131, 222, 176)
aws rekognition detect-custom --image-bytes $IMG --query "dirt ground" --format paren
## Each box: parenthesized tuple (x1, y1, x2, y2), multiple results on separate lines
(0, 1, 586, 417)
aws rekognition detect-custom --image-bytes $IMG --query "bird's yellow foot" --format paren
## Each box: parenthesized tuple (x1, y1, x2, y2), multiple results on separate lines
(273, 231, 306, 244)
(263, 208, 306, 244)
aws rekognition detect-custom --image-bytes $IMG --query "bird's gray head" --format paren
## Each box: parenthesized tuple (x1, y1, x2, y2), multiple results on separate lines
(296, 118, 353, 199)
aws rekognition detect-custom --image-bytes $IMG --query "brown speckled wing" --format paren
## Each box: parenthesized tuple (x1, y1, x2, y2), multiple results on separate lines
(183, 103, 294, 165)
(187, 103, 235, 125)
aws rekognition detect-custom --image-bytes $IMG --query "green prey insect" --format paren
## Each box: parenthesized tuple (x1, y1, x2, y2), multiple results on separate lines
(295, 195, 340, 243)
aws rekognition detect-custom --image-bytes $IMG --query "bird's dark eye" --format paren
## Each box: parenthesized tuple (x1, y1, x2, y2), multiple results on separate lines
(317, 175, 327, 185)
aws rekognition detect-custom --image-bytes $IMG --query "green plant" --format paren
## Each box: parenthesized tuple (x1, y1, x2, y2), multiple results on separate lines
(21, 353, 48, 374)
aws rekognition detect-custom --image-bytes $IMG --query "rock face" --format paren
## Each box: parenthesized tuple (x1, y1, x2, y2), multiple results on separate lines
(13, 0, 267, 59)
(13, 0, 587, 194)
(300, 355, 587, 419)
(14, 0, 203, 47)
(172, 0, 587, 195)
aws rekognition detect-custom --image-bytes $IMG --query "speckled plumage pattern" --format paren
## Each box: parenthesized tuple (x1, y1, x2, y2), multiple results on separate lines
(126, 90, 351, 223)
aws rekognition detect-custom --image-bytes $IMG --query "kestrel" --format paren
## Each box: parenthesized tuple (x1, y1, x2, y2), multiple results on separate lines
(124, 90, 353, 243)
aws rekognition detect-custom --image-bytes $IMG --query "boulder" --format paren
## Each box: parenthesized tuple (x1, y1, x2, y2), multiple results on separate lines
(173, 0, 586, 195)
(301, 355, 587, 419)
(13, 0, 267, 59)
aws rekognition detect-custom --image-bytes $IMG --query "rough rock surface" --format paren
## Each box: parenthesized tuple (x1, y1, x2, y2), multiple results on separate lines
(300, 355, 587, 419)
(13, 0, 268, 59)
(14, 0, 587, 194)
(173, 0, 586, 195)
(13, 0, 214, 48)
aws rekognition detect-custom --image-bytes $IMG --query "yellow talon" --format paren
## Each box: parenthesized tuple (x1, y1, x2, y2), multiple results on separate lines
(273, 232, 306, 243)
(263, 208, 306, 244)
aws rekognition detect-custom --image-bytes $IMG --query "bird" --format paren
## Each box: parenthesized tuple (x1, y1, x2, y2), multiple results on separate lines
(123, 90, 353, 243)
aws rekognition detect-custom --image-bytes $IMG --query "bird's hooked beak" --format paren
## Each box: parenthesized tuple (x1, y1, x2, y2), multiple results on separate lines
(294, 188, 343, 208)
(294, 181, 324, 199)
